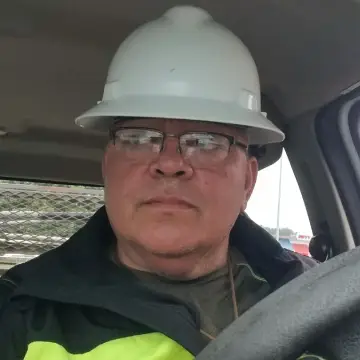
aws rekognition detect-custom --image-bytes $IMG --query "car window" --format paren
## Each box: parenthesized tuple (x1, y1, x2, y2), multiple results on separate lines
(0, 181, 104, 273)
(247, 151, 313, 256)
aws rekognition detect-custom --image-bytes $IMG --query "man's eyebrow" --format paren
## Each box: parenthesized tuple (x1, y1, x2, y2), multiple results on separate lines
(233, 126, 249, 138)
(221, 123, 248, 132)
(112, 117, 140, 127)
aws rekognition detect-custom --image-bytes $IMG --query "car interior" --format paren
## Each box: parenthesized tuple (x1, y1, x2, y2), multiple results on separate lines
(2, 1, 360, 359)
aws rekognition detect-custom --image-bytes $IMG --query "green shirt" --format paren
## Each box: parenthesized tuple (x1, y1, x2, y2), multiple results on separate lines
(122, 247, 270, 340)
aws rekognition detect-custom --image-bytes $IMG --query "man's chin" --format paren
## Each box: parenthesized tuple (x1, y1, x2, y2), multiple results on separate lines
(136, 235, 197, 259)
(135, 221, 192, 243)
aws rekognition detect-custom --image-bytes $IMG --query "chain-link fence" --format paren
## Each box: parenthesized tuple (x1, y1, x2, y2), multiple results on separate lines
(0, 181, 104, 269)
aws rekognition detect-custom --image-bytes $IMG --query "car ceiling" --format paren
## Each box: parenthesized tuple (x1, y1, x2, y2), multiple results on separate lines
(1, 0, 360, 185)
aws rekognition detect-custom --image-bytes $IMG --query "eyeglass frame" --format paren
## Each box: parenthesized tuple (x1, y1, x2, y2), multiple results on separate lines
(109, 126, 249, 158)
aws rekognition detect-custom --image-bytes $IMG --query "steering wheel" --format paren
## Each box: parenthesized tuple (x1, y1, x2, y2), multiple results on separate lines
(195, 246, 360, 360)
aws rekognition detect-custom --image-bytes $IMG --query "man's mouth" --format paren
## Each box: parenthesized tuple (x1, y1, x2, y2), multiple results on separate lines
(142, 196, 196, 210)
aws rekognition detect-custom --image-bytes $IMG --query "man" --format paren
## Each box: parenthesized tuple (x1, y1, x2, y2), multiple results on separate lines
(1, 6, 319, 360)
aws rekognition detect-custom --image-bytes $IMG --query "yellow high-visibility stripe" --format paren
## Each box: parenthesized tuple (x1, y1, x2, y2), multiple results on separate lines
(23, 332, 327, 360)
(297, 354, 327, 360)
(24, 333, 194, 360)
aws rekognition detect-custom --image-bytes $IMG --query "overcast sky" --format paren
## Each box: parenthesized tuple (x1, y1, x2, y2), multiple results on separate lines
(246, 151, 312, 235)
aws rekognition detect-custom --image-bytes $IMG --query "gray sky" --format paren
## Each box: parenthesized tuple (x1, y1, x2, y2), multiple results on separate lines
(246, 151, 312, 235)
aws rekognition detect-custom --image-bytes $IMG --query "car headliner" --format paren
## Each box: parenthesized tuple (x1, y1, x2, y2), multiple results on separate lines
(1, 0, 360, 184)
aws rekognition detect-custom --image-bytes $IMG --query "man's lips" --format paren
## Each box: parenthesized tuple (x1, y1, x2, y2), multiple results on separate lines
(141, 196, 196, 209)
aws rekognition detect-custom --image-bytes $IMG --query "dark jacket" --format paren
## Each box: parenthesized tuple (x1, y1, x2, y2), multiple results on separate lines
(0, 206, 317, 359)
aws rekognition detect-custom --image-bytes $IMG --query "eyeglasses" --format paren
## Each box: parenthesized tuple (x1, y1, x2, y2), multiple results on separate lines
(109, 127, 248, 167)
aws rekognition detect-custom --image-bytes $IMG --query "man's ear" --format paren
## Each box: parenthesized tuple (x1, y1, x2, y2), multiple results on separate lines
(243, 156, 258, 210)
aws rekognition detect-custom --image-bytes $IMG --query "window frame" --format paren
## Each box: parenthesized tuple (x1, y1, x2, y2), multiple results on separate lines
(315, 87, 360, 245)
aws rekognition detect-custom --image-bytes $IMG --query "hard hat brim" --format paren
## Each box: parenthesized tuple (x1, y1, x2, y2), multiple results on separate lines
(75, 95, 285, 145)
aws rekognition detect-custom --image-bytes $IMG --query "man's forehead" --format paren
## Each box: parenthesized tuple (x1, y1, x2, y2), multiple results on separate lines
(116, 118, 247, 136)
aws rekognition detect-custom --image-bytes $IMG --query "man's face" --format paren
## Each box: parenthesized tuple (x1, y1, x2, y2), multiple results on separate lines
(103, 118, 258, 258)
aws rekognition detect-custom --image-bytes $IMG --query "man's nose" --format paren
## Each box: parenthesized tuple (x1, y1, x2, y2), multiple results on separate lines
(148, 137, 194, 179)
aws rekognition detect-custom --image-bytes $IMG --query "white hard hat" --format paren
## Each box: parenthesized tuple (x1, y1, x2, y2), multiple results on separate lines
(75, 6, 285, 145)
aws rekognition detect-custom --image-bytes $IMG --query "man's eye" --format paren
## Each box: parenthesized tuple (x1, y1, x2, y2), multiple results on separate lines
(184, 135, 219, 150)
(122, 136, 142, 144)
(116, 130, 162, 146)
(148, 136, 163, 145)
